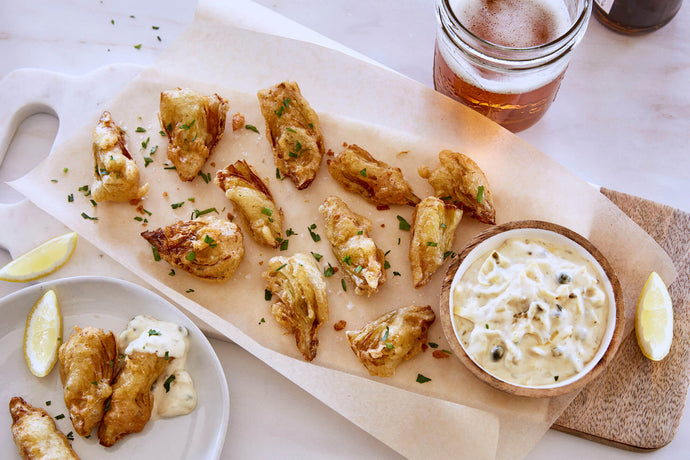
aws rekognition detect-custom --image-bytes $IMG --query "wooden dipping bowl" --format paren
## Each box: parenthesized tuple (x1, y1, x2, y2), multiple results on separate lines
(440, 220, 625, 398)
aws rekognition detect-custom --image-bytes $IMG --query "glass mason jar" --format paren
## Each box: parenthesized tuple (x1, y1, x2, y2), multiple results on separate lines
(593, 0, 683, 35)
(433, 0, 593, 132)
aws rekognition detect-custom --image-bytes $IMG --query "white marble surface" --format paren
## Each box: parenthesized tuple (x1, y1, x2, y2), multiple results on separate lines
(1, 1, 689, 459)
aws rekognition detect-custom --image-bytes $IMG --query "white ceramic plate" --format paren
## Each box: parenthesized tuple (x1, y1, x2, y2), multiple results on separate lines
(0, 276, 229, 459)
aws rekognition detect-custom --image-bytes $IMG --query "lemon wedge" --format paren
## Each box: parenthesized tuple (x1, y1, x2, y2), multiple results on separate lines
(0, 232, 77, 282)
(635, 272, 673, 361)
(24, 289, 63, 377)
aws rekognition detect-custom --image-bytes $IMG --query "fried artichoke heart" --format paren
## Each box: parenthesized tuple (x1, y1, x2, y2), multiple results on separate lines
(159, 88, 229, 181)
(263, 253, 329, 361)
(418, 150, 495, 224)
(141, 216, 244, 282)
(97, 351, 168, 447)
(346, 305, 435, 377)
(319, 196, 386, 296)
(215, 159, 283, 248)
(91, 111, 149, 202)
(257, 81, 325, 190)
(9, 397, 81, 460)
(410, 196, 463, 288)
(58, 326, 118, 437)
(327, 144, 420, 206)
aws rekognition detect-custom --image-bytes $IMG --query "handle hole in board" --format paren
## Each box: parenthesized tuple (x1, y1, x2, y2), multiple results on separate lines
(0, 113, 59, 204)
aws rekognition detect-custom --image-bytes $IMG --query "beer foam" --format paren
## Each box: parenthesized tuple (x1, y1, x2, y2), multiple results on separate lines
(451, 0, 571, 47)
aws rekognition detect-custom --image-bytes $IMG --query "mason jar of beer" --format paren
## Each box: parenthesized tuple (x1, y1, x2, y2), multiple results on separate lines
(593, 0, 683, 34)
(433, 0, 592, 132)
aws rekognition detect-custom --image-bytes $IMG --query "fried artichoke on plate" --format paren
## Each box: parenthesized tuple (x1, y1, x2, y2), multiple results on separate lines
(409, 196, 463, 289)
(327, 144, 420, 206)
(91, 111, 149, 202)
(263, 253, 329, 361)
(257, 81, 325, 190)
(418, 150, 496, 224)
(9, 396, 81, 460)
(141, 216, 244, 282)
(215, 159, 283, 248)
(319, 196, 386, 296)
(346, 305, 436, 377)
(97, 351, 168, 447)
(58, 326, 118, 437)
(159, 88, 229, 181)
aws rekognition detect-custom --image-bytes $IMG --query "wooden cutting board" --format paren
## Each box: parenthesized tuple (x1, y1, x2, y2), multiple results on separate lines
(554, 188, 690, 450)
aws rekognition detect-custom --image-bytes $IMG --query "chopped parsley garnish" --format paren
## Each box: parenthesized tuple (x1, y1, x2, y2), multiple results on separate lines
(78, 185, 89, 192)
(261, 207, 273, 216)
(440, 222, 447, 228)
(485, 323, 489, 329)
(104, 399, 111, 413)
(286, 228, 297, 237)
(181, 120, 196, 130)
(342, 255, 352, 265)
(359, 168, 367, 177)
(141, 137, 150, 149)
(286, 127, 296, 133)
(186, 251, 196, 262)
(46, 401, 51, 406)
(393, 271, 401, 276)
(245, 124, 260, 134)
(354, 265, 363, 273)
(81, 212, 98, 220)
(186, 288, 195, 293)
(341, 279, 347, 291)
(168, 269, 175, 276)
(383, 260, 391, 270)
(441, 195, 452, 201)
(288, 151, 298, 158)
(99, 168, 109, 176)
(148, 329, 161, 336)
(134, 216, 143, 222)
(152, 25, 159, 30)
(259, 317, 266, 324)
(90, 199, 98, 207)
(416, 374, 431, 384)
(554, 375, 559, 381)
(164, 165, 177, 170)
(476, 185, 485, 203)
(311, 252, 323, 261)
(50, 179, 58, 183)
(308, 224, 321, 242)
(283, 97, 291, 108)
(67, 194, 74, 202)
(382, 326, 390, 342)
(279, 238, 289, 251)
(324, 263, 335, 278)
(275, 263, 287, 272)
(63, 167, 68, 173)
(265, 289, 273, 301)
(191, 207, 218, 219)
(276, 168, 284, 180)
(198, 170, 211, 183)
(166, 122, 172, 132)
(428, 342, 439, 348)
(397, 215, 411, 231)
(66, 431, 74, 441)
(164, 351, 169, 360)
(204, 235, 217, 247)
(134, 44, 142, 50)
(144, 156, 153, 167)
(136, 126, 146, 132)
(163, 375, 176, 392)
(443, 251, 455, 259)
(426, 241, 438, 247)
(55, 414, 65, 420)
(151, 246, 161, 261)
(171, 201, 185, 209)
(150, 145, 158, 155)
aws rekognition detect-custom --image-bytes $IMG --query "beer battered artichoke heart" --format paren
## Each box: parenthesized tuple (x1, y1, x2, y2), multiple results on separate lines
(215, 160, 283, 248)
(410, 196, 463, 288)
(257, 81, 325, 190)
(141, 216, 244, 281)
(263, 253, 329, 361)
(159, 88, 229, 182)
(418, 150, 496, 224)
(327, 144, 420, 206)
(91, 111, 149, 202)
(319, 196, 386, 296)
(347, 305, 435, 377)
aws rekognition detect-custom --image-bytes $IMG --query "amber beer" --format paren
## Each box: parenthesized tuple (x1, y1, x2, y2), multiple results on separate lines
(434, 0, 592, 132)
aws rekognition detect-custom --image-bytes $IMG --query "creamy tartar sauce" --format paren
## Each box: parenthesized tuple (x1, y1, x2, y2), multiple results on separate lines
(453, 237, 608, 386)
(118, 315, 198, 419)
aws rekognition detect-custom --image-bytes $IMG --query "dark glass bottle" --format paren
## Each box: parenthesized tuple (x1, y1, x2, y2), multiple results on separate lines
(594, 0, 684, 34)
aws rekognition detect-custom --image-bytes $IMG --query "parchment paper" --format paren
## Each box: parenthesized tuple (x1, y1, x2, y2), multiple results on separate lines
(10, 4, 676, 459)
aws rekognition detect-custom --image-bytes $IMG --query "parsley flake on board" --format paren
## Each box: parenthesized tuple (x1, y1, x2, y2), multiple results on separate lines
(416, 374, 432, 384)
(151, 246, 161, 261)
(144, 156, 154, 167)
(168, 269, 175, 276)
(67, 194, 74, 203)
(311, 252, 323, 261)
(55, 414, 65, 420)
(134, 44, 142, 50)
(428, 342, 439, 348)
(245, 124, 260, 134)
(81, 212, 98, 221)
(185, 289, 195, 293)
(136, 127, 146, 132)
(341, 279, 347, 291)
(148, 329, 161, 336)
(308, 224, 321, 242)
(171, 202, 185, 209)
(396, 215, 411, 231)
(324, 264, 335, 278)
(265, 289, 273, 301)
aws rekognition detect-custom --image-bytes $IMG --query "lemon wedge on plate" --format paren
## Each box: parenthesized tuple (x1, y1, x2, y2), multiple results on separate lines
(636, 272, 673, 361)
(0, 232, 77, 282)
(24, 289, 63, 377)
